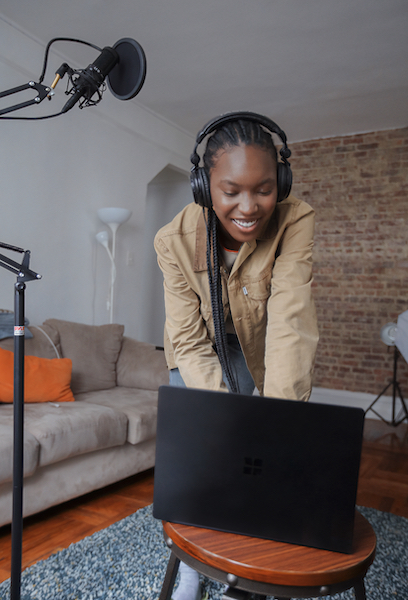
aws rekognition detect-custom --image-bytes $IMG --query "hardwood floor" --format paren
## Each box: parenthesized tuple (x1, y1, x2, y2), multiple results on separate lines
(0, 468, 155, 583)
(0, 418, 407, 584)
(356, 418, 408, 517)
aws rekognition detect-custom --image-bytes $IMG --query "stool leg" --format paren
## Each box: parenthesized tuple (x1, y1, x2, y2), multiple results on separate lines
(159, 552, 180, 600)
(353, 579, 367, 600)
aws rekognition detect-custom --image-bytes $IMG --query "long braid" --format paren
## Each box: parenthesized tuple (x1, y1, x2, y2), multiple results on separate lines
(205, 207, 239, 393)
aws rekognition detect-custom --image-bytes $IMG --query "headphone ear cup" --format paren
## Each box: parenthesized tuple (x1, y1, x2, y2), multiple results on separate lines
(190, 166, 212, 208)
(277, 162, 293, 202)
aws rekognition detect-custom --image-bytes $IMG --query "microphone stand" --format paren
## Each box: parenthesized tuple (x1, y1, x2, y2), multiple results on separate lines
(0, 82, 53, 116)
(0, 35, 145, 600)
(0, 243, 41, 600)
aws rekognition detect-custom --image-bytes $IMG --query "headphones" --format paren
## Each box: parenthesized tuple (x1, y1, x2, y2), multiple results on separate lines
(190, 111, 293, 208)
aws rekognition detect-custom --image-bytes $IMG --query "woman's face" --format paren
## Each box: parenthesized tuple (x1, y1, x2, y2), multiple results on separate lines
(209, 143, 278, 251)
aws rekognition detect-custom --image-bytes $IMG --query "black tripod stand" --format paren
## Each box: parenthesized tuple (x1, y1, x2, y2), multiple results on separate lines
(365, 345, 408, 426)
(0, 242, 41, 600)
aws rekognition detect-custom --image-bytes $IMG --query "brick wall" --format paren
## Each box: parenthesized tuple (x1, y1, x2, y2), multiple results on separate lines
(290, 127, 408, 397)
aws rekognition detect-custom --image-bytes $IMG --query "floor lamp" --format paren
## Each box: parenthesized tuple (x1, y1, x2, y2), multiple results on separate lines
(96, 207, 131, 324)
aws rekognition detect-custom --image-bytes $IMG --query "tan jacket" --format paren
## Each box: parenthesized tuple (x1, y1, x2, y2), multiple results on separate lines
(154, 195, 319, 401)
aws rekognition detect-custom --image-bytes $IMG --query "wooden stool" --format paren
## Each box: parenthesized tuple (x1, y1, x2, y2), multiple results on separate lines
(158, 511, 376, 600)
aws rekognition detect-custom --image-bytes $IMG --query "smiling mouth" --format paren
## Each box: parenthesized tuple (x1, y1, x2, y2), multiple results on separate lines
(232, 219, 259, 228)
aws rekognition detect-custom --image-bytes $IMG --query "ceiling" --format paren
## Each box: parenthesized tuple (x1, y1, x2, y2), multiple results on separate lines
(1, 0, 407, 142)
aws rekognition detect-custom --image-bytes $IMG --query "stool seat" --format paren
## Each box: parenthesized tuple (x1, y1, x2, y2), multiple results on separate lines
(159, 510, 376, 599)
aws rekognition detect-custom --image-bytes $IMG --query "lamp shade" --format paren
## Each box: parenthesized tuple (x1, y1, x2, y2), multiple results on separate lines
(396, 310, 408, 364)
(97, 207, 131, 225)
(380, 322, 397, 346)
(95, 230, 109, 247)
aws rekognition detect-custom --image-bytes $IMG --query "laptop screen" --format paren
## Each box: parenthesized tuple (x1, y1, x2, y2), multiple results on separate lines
(153, 386, 365, 553)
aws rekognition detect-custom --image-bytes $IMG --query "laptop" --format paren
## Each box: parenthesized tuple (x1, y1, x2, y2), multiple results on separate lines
(153, 385, 365, 553)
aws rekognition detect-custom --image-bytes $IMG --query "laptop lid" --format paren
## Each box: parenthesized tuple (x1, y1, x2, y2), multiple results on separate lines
(153, 385, 365, 553)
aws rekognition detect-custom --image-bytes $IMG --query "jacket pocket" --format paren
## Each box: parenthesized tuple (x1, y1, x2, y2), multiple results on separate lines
(240, 275, 271, 332)
(241, 272, 271, 301)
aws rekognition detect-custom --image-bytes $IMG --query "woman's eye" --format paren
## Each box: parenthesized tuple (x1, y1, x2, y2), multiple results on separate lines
(258, 189, 272, 196)
(224, 191, 238, 197)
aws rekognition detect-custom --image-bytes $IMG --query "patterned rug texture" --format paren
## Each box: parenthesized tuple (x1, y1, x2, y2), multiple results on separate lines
(0, 505, 407, 600)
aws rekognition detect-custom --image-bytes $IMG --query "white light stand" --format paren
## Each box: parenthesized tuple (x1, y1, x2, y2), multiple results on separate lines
(96, 207, 131, 324)
(365, 313, 408, 426)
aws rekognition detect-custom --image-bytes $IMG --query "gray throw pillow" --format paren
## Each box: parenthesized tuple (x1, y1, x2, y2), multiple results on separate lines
(43, 319, 124, 394)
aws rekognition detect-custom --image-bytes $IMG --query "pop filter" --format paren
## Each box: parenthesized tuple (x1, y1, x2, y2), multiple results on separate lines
(107, 38, 146, 100)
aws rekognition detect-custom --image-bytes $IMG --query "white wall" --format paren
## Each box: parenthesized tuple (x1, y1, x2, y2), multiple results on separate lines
(310, 387, 400, 423)
(0, 18, 194, 340)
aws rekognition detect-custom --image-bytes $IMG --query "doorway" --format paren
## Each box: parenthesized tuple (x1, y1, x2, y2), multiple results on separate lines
(140, 165, 191, 346)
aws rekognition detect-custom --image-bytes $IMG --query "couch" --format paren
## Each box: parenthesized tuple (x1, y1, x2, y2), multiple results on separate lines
(0, 318, 169, 528)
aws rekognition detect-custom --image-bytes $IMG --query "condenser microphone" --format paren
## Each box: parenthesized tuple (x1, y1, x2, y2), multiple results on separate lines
(61, 46, 119, 113)
(0, 37, 146, 120)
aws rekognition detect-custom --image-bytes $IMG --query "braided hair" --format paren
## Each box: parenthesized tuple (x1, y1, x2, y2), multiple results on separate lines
(203, 118, 277, 172)
(202, 119, 278, 394)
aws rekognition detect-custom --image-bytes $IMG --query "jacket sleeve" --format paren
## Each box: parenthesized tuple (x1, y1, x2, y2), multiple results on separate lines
(264, 202, 319, 401)
(154, 235, 228, 392)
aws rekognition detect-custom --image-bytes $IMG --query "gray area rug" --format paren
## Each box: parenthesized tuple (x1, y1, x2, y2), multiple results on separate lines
(0, 505, 407, 599)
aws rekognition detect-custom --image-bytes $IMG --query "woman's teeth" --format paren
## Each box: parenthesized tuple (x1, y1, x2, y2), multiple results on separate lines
(233, 219, 257, 228)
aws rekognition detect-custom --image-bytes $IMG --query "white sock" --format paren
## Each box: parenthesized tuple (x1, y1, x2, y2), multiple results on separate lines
(172, 561, 200, 600)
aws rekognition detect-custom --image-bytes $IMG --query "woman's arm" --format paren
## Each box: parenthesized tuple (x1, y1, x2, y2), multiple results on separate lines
(264, 203, 319, 401)
(155, 235, 228, 391)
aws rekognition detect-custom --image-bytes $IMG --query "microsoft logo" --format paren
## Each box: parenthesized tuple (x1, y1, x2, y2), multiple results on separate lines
(243, 457, 263, 476)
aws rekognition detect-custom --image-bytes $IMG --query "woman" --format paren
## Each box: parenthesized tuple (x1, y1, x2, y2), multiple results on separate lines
(154, 112, 319, 599)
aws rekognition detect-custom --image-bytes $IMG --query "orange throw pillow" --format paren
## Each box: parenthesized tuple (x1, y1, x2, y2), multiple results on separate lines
(0, 347, 74, 403)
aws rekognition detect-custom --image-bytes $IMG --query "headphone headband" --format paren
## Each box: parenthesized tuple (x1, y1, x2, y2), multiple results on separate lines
(193, 111, 291, 161)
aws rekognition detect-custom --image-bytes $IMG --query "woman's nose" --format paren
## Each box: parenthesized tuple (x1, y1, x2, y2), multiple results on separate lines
(238, 193, 258, 214)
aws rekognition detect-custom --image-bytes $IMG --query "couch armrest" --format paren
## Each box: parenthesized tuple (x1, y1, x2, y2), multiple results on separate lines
(116, 336, 169, 390)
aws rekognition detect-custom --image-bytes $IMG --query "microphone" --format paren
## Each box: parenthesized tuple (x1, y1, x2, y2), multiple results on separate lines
(61, 46, 119, 113)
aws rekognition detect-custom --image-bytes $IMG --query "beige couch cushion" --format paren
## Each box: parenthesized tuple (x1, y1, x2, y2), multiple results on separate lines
(44, 319, 124, 393)
(79, 387, 158, 445)
(0, 402, 128, 467)
(116, 337, 169, 390)
(0, 422, 39, 483)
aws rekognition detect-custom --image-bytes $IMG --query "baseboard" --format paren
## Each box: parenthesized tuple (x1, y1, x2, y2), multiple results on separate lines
(310, 386, 405, 422)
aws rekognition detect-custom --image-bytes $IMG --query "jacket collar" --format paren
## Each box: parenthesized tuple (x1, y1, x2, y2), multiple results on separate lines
(194, 208, 208, 272)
